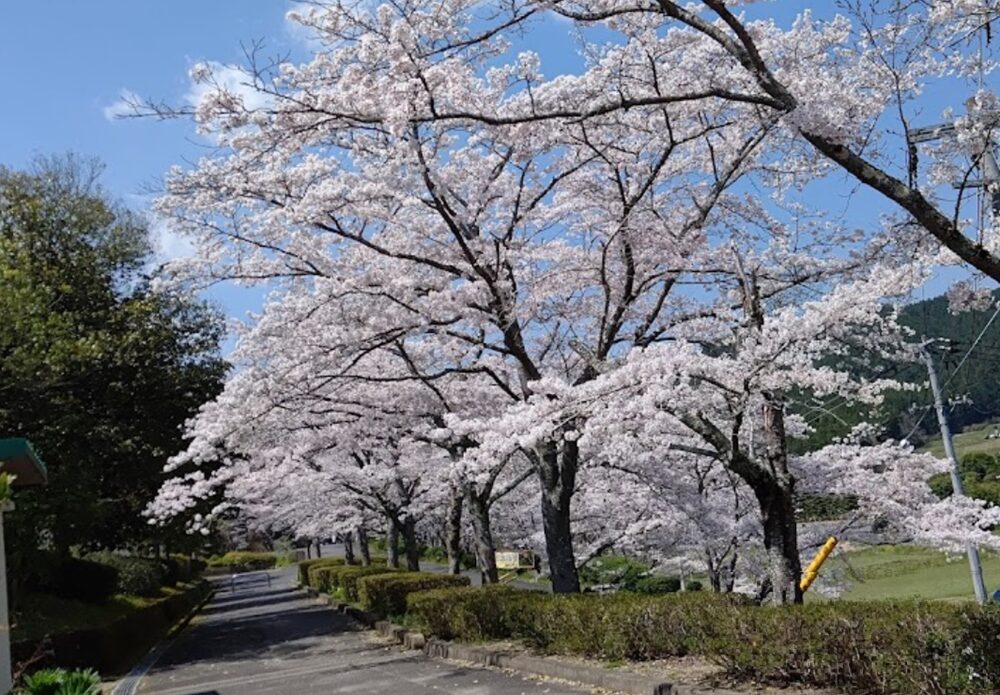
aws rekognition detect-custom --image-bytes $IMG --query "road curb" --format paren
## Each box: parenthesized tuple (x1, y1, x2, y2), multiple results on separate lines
(364, 615, 736, 695)
(321, 589, 739, 694)
(423, 638, 672, 694)
(309, 590, 378, 627)
(109, 580, 215, 695)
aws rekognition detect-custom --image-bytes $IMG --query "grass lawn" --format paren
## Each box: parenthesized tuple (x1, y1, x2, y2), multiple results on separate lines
(920, 421, 1000, 459)
(818, 545, 1000, 602)
(12, 583, 194, 642)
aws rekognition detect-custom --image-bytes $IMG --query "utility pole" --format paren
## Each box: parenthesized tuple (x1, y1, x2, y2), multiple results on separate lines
(920, 339, 988, 604)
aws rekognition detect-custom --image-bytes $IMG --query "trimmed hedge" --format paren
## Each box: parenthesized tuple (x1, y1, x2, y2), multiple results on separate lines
(12, 581, 212, 675)
(299, 558, 347, 586)
(46, 558, 120, 604)
(631, 575, 680, 594)
(85, 553, 167, 598)
(357, 572, 470, 618)
(335, 567, 401, 601)
(166, 555, 206, 584)
(407, 584, 521, 641)
(208, 551, 285, 573)
(404, 587, 1000, 694)
(305, 559, 348, 589)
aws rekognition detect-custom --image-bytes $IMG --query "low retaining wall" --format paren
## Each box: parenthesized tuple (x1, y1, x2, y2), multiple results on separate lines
(13, 580, 213, 676)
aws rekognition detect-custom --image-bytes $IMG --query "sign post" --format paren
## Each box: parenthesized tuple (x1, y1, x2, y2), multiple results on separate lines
(0, 439, 47, 694)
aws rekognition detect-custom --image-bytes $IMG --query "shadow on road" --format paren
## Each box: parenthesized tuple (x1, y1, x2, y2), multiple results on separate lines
(153, 583, 355, 671)
(197, 590, 306, 616)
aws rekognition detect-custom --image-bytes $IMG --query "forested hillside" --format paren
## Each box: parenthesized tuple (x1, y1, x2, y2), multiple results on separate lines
(796, 290, 1000, 451)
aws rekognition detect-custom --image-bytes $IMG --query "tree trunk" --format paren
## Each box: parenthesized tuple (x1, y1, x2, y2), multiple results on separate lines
(315, 540, 322, 558)
(707, 562, 720, 593)
(753, 478, 802, 604)
(467, 488, 499, 584)
(401, 515, 421, 572)
(343, 533, 355, 564)
(755, 396, 802, 604)
(706, 544, 739, 593)
(357, 526, 371, 566)
(537, 438, 580, 593)
(724, 550, 738, 593)
(387, 522, 400, 569)
(446, 486, 464, 575)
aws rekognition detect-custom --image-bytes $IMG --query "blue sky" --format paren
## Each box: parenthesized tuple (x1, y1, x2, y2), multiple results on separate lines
(1, 1, 991, 348)
(0, 2, 308, 337)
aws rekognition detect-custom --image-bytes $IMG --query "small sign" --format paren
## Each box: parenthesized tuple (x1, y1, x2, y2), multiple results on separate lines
(496, 550, 535, 570)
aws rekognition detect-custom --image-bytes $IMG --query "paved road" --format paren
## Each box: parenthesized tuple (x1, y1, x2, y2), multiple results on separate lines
(136, 568, 589, 695)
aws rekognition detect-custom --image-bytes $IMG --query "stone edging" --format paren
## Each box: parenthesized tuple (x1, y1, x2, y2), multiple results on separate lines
(305, 588, 738, 695)
(108, 580, 215, 695)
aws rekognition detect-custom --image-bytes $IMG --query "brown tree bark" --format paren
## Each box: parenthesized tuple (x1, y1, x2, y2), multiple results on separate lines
(467, 487, 500, 584)
(445, 485, 464, 575)
(386, 521, 400, 568)
(342, 532, 355, 564)
(356, 526, 371, 566)
(401, 514, 421, 572)
(538, 437, 580, 593)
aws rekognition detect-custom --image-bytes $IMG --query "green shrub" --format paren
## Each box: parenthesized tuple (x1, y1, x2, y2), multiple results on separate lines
(305, 559, 348, 589)
(421, 546, 448, 563)
(505, 592, 743, 660)
(190, 557, 208, 575)
(684, 580, 703, 592)
(404, 586, 1000, 694)
(407, 584, 521, 640)
(957, 604, 1000, 691)
(46, 557, 119, 604)
(55, 669, 101, 695)
(335, 566, 401, 601)
(22, 668, 65, 695)
(168, 554, 204, 583)
(22, 667, 101, 695)
(580, 555, 650, 591)
(309, 565, 342, 592)
(208, 551, 280, 573)
(274, 552, 296, 568)
(418, 546, 477, 569)
(298, 557, 347, 586)
(159, 557, 181, 586)
(357, 572, 470, 617)
(630, 575, 680, 595)
(698, 600, 972, 694)
(86, 552, 166, 597)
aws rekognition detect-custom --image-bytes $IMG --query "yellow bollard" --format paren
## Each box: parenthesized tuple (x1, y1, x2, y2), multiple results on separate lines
(800, 536, 838, 592)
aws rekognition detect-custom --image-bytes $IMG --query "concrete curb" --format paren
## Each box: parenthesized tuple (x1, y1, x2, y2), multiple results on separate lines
(308, 590, 378, 627)
(423, 638, 672, 694)
(367, 616, 738, 695)
(109, 580, 215, 695)
(327, 594, 740, 695)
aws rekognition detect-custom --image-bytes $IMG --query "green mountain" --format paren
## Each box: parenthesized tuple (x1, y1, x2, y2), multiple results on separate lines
(794, 289, 1000, 451)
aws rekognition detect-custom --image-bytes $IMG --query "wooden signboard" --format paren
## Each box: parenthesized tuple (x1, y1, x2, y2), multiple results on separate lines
(496, 550, 535, 570)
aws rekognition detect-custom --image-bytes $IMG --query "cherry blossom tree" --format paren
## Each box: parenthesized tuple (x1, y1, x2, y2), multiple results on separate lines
(141, 0, 1000, 602)
(145, 10, 781, 589)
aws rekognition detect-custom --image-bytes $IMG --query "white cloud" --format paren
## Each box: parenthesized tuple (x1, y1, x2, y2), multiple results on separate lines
(185, 61, 274, 111)
(102, 88, 142, 121)
(284, 2, 327, 52)
(150, 215, 196, 263)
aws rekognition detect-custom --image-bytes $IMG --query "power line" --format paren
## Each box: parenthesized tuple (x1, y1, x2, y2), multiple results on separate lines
(902, 301, 1000, 443)
(943, 301, 1000, 388)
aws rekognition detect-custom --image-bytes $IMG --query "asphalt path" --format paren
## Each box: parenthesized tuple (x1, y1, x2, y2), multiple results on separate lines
(135, 568, 588, 695)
